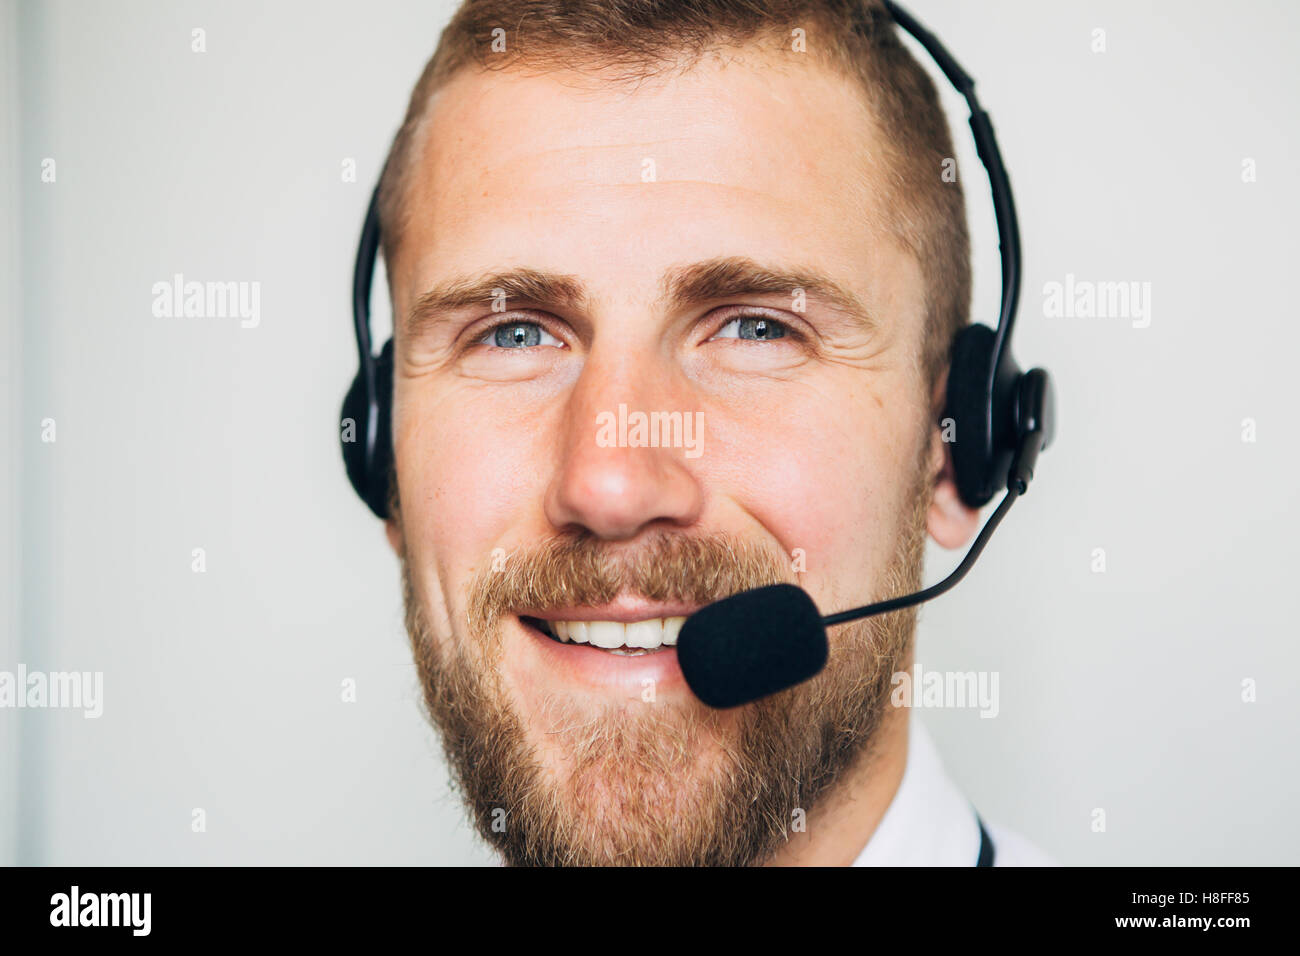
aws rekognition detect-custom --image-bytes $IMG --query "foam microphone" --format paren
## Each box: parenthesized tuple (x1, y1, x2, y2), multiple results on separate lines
(677, 412, 1050, 709)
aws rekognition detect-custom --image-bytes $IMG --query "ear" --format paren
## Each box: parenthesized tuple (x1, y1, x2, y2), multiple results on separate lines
(926, 373, 980, 550)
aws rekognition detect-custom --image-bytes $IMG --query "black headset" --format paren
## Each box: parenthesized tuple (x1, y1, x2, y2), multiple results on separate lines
(342, 0, 1055, 520)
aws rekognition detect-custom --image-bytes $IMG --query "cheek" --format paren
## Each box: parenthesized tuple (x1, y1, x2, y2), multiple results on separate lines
(702, 378, 924, 605)
(394, 386, 551, 588)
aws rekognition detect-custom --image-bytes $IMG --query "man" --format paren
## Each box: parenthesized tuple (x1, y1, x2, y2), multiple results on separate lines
(370, 0, 1055, 865)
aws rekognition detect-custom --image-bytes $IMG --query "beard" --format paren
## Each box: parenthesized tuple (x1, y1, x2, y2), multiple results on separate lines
(397, 468, 929, 866)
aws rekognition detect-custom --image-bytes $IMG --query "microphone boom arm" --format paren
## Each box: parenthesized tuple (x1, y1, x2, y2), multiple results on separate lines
(821, 423, 1046, 628)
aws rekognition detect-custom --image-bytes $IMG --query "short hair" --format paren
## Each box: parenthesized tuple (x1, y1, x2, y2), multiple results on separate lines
(377, 0, 970, 388)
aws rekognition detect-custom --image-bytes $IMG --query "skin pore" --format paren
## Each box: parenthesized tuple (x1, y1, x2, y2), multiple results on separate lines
(382, 44, 979, 865)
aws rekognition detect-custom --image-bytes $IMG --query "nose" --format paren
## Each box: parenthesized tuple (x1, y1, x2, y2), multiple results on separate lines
(544, 351, 705, 541)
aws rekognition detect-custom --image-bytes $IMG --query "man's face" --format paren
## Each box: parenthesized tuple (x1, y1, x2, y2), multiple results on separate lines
(385, 48, 971, 865)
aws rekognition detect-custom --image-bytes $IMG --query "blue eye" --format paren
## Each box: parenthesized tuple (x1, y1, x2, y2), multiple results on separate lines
(712, 316, 789, 341)
(483, 322, 562, 349)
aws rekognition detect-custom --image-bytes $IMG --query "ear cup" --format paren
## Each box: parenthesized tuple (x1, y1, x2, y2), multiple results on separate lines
(942, 324, 1022, 508)
(340, 338, 394, 519)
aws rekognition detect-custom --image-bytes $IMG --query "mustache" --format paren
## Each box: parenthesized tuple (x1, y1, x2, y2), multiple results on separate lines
(467, 531, 790, 636)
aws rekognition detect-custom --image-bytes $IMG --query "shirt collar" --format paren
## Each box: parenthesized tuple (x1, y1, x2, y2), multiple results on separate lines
(852, 717, 982, 866)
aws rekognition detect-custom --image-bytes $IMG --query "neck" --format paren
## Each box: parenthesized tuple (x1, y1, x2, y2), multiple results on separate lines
(762, 703, 911, 867)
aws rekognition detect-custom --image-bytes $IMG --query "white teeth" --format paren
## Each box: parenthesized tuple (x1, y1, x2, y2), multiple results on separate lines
(539, 616, 690, 651)
(624, 619, 660, 649)
(586, 621, 624, 649)
(661, 616, 684, 646)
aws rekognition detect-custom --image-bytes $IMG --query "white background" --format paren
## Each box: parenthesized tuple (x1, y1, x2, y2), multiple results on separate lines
(3, 0, 1297, 865)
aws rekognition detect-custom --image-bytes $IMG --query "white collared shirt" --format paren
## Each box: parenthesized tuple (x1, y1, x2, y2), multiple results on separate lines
(852, 718, 1058, 866)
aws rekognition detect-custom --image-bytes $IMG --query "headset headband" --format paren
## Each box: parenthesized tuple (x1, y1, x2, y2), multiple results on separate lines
(351, 187, 383, 486)
(882, 0, 1023, 397)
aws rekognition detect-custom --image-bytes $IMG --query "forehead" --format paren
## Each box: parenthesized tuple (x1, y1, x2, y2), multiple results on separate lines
(394, 49, 913, 317)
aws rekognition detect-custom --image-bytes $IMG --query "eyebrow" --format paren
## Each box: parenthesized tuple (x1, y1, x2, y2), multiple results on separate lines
(405, 269, 588, 337)
(404, 256, 873, 336)
(660, 256, 875, 334)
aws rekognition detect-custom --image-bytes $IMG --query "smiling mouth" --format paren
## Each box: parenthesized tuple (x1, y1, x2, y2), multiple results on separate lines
(521, 616, 687, 656)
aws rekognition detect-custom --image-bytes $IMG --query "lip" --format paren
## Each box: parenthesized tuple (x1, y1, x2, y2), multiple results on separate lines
(517, 598, 703, 624)
(514, 613, 689, 697)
